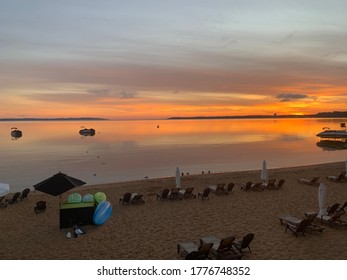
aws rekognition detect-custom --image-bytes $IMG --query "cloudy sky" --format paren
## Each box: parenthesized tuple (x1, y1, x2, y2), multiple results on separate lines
(1, 0, 347, 119)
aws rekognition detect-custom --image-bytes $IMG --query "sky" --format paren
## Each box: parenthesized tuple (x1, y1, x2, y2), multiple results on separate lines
(1, 0, 347, 119)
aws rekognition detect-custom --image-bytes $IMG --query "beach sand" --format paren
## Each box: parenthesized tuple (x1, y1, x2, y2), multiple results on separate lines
(1, 161, 346, 260)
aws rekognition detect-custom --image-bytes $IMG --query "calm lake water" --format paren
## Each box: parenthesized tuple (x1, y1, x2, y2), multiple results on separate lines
(1, 118, 347, 192)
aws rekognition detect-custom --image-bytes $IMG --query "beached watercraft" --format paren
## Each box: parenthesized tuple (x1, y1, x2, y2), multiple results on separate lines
(11, 127, 22, 138)
(79, 126, 96, 136)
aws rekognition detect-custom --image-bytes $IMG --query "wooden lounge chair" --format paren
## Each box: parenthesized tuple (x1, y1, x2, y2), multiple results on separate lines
(285, 219, 310, 237)
(266, 179, 285, 190)
(5, 192, 21, 204)
(19, 188, 30, 200)
(169, 188, 182, 200)
(279, 213, 324, 233)
(209, 183, 228, 195)
(34, 200, 47, 213)
(131, 194, 145, 205)
(240, 181, 252, 191)
(320, 211, 347, 227)
(179, 187, 196, 199)
(177, 241, 213, 259)
(200, 235, 236, 258)
(298, 177, 320, 186)
(156, 188, 170, 201)
(0, 196, 8, 208)
(226, 183, 235, 193)
(198, 187, 210, 200)
(326, 203, 340, 216)
(119, 192, 132, 205)
(326, 171, 346, 182)
(250, 182, 264, 191)
(232, 233, 254, 254)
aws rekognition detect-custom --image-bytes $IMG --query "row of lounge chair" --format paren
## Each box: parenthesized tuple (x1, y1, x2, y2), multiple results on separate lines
(0, 188, 31, 208)
(177, 233, 254, 260)
(241, 179, 285, 191)
(298, 171, 347, 186)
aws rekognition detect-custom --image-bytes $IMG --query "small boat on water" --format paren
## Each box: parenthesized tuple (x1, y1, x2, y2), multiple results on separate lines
(316, 127, 347, 139)
(79, 126, 95, 136)
(11, 127, 22, 138)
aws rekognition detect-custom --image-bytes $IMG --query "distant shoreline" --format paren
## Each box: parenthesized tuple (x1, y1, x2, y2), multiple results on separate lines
(0, 117, 109, 121)
(168, 111, 347, 120)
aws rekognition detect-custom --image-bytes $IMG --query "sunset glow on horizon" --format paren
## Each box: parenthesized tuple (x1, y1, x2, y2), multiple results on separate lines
(1, 1, 347, 120)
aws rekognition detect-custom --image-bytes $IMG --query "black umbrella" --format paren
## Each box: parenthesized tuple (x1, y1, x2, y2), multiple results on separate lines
(33, 172, 86, 196)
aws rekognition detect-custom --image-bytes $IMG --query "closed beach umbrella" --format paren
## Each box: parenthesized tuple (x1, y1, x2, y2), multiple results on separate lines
(176, 166, 181, 189)
(318, 183, 327, 216)
(33, 172, 86, 196)
(0, 183, 10, 197)
(261, 160, 268, 184)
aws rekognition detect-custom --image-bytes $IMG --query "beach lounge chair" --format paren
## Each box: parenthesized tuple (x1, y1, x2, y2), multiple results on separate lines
(34, 200, 47, 213)
(19, 188, 30, 200)
(0, 196, 8, 208)
(156, 188, 170, 201)
(326, 203, 340, 216)
(131, 194, 145, 205)
(240, 181, 252, 191)
(200, 235, 236, 259)
(338, 201, 347, 212)
(209, 183, 228, 195)
(177, 241, 213, 259)
(326, 171, 346, 182)
(320, 211, 347, 227)
(232, 233, 254, 254)
(279, 213, 324, 233)
(250, 182, 264, 191)
(226, 182, 235, 193)
(5, 192, 21, 204)
(119, 192, 132, 205)
(285, 218, 310, 237)
(298, 177, 320, 186)
(263, 178, 276, 189)
(179, 187, 196, 199)
(198, 187, 210, 200)
(276, 179, 285, 189)
(169, 188, 182, 200)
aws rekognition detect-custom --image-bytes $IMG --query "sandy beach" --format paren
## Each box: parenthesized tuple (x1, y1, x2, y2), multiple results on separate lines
(1, 161, 346, 260)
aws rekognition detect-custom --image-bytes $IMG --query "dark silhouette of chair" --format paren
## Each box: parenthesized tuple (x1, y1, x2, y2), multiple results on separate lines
(156, 188, 170, 200)
(240, 181, 252, 191)
(326, 171, 346, 182)
(298, 177, 320, 186)
(19, 188, 30, 200)
(338, 201, 347, 212)
(277, 179, 285, 188)
(180, 187, 196, 199)
(169, 188, 182, 200)
(200, 235, 236, 258)
(119, 192, 132, 205)
(131, 194, 145, 205)
(227, 183, 235, 193)
(0, 196, 7, 208)
(214, 183, 228, 195)
(177, 241, 213, 260)
(5, 192, 21, 204)
(34, 201, 47, 213)
(285, 219, 310, 237)
(320, 210, 347, 227)
(327, 203, 340, 216)
(250, 182, 264, 191)
(232, 233, 254, 254)
(198, 187, 210, 200)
